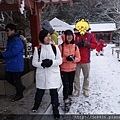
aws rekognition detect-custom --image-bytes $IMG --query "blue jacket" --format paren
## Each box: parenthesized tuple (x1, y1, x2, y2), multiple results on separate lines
(2, 33, 24, 72)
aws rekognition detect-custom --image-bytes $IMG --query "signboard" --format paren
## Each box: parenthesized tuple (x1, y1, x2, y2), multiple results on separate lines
(0, 31, 7, 47)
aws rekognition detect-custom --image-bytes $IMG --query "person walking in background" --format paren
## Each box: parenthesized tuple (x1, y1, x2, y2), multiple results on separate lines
(96, 39, 107, 56)
(0, 23, 25, 102)
(42, 20, 59, 45)
(18, 31, 28, 57)
(73, 19, 97, 97)
(32, 29, 62, 120)
(58, 30, 80, 112)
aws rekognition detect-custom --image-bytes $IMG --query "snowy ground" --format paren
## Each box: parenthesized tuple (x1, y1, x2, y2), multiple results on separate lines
(42, 43, 120, 118)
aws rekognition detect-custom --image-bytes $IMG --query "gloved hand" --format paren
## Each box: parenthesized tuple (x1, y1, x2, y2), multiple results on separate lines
(76, 40, 84, 47)
(41, 59, 53, 68)
(41, 59, 48, 68)
(82, 40, 90, 46)
(66, 55, 75, 61)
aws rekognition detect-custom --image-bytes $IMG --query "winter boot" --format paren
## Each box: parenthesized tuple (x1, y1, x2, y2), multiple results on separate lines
(100, 53, 104, 56)
(52, 105, 60, 120)
(83, 91, 89, 97)
(11, 93, 23, 102)
(32, 103, 40, 112)
(64, 98, 71, 113)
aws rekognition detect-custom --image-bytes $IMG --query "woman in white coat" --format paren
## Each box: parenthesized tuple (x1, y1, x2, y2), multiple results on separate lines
(32, 29, 62, 120)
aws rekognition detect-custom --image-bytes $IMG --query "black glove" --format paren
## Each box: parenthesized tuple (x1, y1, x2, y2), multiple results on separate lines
(76, 40, 84, 47)
(66, 55, 75, 61)
(76, 39, 85, 47)
(41, 59, 53, 68)
(82, 40, 90, 46)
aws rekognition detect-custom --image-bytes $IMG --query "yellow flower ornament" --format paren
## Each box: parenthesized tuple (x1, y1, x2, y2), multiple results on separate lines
(75, 19, 90, 35)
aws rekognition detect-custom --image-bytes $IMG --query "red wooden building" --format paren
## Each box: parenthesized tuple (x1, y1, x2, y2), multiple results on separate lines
(0, 0, 75, 48)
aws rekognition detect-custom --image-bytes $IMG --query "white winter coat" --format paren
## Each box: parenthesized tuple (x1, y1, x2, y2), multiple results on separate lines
(32, 44, 62, 89)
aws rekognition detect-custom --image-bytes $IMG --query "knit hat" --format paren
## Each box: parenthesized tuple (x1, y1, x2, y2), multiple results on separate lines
(42, 20, 54, 34)
(39, 29, 49, 44)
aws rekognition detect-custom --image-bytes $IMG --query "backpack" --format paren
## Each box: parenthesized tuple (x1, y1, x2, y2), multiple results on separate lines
(36, 44, 56, 62)
(60, 42, 77, 57)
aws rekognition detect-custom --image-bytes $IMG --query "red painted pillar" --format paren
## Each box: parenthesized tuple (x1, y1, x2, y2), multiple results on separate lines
(30, 9, 41, 49)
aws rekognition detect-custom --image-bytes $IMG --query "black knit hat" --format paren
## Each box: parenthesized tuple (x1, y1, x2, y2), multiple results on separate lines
(39, 29, 49, 43)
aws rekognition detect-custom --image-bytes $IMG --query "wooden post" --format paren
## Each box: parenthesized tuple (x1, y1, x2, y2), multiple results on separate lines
(30, 9, 41, 51)
(110, 32, 113, 42)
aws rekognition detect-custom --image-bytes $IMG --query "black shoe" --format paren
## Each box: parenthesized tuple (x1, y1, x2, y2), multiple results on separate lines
(11, 94, 23, 102)
(100, 54, 104, 56)
(32, 107, 38, 112)
(96, 53, 98, 56)
(54, 114, 60, 120)
(53, 105, 60, 120)
(32, 104, 39, 112)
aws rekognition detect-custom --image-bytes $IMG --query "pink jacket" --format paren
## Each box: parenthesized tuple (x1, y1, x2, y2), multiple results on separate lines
(59, 43, 81, 72)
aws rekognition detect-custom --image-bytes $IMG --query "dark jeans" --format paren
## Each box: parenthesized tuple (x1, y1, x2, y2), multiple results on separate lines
(60, 71, 75, 100)
(34, 88, 59, 107)
(5, 71, 25, 95)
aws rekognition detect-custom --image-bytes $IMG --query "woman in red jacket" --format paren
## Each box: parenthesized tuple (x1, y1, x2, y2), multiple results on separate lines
(59, 30, 80, 112)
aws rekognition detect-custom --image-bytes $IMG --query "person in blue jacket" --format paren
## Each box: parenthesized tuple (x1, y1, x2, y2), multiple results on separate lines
(0, 23, 25, 102)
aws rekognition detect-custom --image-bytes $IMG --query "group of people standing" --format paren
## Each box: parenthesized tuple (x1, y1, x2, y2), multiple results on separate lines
(31, 19, 97, 119)
(0, 19, 105, 120)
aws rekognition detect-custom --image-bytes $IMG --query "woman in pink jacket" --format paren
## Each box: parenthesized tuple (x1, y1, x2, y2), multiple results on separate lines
(58, 30, 81, 112)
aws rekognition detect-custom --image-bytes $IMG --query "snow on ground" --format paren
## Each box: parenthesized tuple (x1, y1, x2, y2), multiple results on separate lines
(42, 44, 120, 117)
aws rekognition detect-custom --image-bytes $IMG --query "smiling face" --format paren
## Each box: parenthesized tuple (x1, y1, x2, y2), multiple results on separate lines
(75, 19, 90, 35)
(66, 34, 73, 43)
(44, 33, 51, 44)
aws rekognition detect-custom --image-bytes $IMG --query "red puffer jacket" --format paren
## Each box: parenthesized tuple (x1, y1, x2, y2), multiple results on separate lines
(74, 33, 97, 64)
(96, 40, 107, 52)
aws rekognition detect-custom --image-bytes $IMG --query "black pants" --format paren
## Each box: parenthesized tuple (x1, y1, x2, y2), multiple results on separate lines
(34, 88, 59, 107)
(60, 71, 75, 100)
(5, 71, 25, 95)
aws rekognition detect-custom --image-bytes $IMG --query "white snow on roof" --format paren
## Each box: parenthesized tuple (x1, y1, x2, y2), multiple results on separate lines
(90, 23, 117, 32)
(71, 23, 117, 32)
(50, 17, 74, 31)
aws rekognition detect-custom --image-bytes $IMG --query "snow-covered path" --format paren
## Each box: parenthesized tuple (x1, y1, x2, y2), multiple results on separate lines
(43, 44, 120, 117)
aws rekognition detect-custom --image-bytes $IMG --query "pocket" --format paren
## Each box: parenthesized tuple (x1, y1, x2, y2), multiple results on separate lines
(7, 60, 20, 70)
